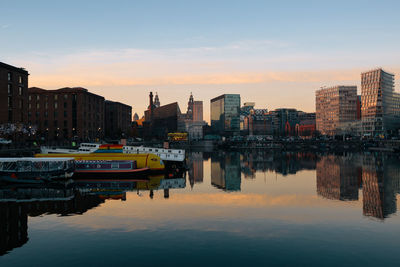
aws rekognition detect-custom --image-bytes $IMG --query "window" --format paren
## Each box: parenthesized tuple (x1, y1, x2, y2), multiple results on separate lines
(29, 103, 31, 109)
(54, 102, 58, 109)
(64, 120, 67, 127)
(54, 120, 58, 127)
(7, 72, 11, 82)
(54, 111, 58, 118)
(64, 94, 68, 100)
(18, 86, 22, 96)
(54, 94, 58, 100)
(7, 84, 12, 95)
(18, 76, 22, 84)
(19, 100, 22, 109)
(29, 95, 31, 101)
(36, 95, 40, 101)
(64, 111, 67, 117)
(8, 96, 12, 108)
(45, 111, 48, 117)
(64, 102, 67, 108)
(36, 103, 40, 109)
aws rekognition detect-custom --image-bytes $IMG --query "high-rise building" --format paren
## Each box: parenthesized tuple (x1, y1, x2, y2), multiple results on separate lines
(361, 68, 400, 136)
(210, 94, 240, 135)
(28, 87, 105, 141)
(104, 100, 132, 139)
(316, 86, 358, 136)
(0, 62, 29, 124)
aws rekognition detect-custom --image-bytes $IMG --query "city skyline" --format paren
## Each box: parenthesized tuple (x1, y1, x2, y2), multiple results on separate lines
(2, 1, 400, 121)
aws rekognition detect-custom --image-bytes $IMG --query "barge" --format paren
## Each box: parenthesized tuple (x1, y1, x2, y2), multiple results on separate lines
(0, 157, 75, 183)
(73, 160, 150, 179)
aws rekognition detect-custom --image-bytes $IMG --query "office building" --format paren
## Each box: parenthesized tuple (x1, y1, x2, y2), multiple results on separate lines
(0, 62, 29, 124)
(316, 86, 358, 136)
(28, 87, 105, 141)
(361, 68, 400, 136)
(210, 94, 240, 135)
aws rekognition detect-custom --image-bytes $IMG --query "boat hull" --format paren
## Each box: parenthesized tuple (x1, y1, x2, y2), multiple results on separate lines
(35, 153, 165, 171)
(73, 167, 150, 179)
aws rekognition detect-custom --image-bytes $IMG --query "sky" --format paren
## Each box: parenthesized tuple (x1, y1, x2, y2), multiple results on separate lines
(1, 0, 400, 122)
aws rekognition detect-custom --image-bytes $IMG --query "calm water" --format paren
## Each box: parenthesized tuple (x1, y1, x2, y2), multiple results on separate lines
(1, 151, 400, 266)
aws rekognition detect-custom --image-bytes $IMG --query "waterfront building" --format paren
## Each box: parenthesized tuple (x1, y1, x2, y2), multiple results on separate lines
(28, 87, 105, 141)
(316, 86, 358, 136)
(180, 93, 205, 140)
(210, 94, 240, 135)
(248, 109, 272, 135)
(144, 92, 182, 139)
(296, 112, 316, 137)
(361, 68, 400, 136)
(270, 108, 299, 136)
(0, 62, 29, 125)
(104, 100, 132, 139)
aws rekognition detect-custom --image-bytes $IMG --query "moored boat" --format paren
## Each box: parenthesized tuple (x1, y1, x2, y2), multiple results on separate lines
(35, 152, 164, 171)
(41, 143, 185, 163)
(73, 160, 150, 179)
(0, 157, 75, 183)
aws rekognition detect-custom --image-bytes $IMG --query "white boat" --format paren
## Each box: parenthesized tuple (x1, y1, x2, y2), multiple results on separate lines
(41, 143, 186, 162)
(0, 157, 75, 183)
(123, 146, 185, 162)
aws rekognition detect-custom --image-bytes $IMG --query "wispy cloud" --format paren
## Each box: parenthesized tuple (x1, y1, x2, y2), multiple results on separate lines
(1, 24, 9, 29)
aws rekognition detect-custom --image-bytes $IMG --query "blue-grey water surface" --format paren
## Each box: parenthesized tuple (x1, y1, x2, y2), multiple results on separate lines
(1, 151, 400, 266)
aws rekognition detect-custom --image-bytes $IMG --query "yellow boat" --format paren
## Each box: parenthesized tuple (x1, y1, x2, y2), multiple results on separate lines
(35, 153, 164, 171)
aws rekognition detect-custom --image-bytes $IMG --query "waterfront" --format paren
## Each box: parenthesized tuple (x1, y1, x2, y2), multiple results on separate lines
(2, 151, 400, 266)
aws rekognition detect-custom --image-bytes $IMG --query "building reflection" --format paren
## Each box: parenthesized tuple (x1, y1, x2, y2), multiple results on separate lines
(316, 153, 400, 220)
(0, 174, 187, 255)
(0, 184, 104, 255)
(241, 151, 317, 178)
(188, 152, 204, 189)
(316, 155, 360, 201)
(211, 152, 241, 191)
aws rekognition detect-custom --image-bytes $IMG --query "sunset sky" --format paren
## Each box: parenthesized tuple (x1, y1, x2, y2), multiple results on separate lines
(2, 0, 400, 121)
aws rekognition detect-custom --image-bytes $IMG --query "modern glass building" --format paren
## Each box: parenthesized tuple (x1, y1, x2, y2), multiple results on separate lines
(361, 68, 400, 136)
(210, 94, 240, 135)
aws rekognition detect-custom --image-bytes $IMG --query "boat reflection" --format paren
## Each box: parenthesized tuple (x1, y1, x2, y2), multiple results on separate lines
(0, 173, 187, 255)
(0, 182, 104, 256)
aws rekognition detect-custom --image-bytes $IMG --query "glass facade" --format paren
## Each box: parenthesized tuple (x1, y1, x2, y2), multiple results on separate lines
(361, 69, 400, 136)
(210, 94, 240, 134)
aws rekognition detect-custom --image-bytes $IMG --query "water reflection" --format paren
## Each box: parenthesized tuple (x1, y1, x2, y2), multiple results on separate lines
(316, 153, 400, 220)
(188, 151, 204, 189)
(2, 151, 400, 261)
(0, 173, 186, 255)
(211, 152, 241, 191)
(241, 151, 317, 177)
(0, 183, 103, 255)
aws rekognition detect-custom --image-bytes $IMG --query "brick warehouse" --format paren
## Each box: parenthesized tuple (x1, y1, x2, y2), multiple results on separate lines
(0, 62, 29, 124)
(105, 100, 132, 139)
(28, 87, 105, 141)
